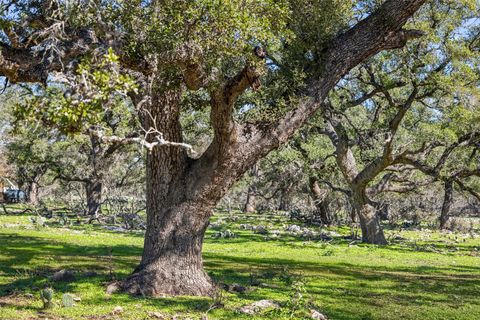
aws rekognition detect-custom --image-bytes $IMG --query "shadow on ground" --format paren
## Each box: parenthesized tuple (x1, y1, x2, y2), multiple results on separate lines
(1, 228, 479, 320)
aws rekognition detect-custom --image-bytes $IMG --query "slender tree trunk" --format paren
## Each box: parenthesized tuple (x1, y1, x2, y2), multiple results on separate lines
(244, 185, 256, 213)
(440, 180, 453, 230)
(27, 181, 39, 206)
(85, 179, 102, 219)
(309, 177, 332, 225)
(352, 187, 387, 244)
(278, 187, 292, 211)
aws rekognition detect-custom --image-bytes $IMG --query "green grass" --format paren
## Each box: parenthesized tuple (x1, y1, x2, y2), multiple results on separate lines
(0, 211, 479, 320)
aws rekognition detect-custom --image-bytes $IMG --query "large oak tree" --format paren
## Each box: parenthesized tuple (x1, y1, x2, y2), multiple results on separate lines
(1, 0, 427, 296)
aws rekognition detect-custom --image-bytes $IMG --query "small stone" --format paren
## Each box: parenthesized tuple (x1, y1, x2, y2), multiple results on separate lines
(83, 271, 98, 277)
(219, 282, 230, 291)
(51, 269, 75, 282)
(106, 281, 122, 295)
(147, 311, 167, 319)
(285, 225, 302, 233)
(112, 306, 124, 315)
(102, 226, 128, 232)
(239, 299, 280, 314)
(230, 283, 247, 293)
(310, 309, 328, 320)
(254, 225, 269, 235)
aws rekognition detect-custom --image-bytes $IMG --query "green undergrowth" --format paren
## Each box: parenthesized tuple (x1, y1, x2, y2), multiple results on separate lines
(0, 209, 479, 319)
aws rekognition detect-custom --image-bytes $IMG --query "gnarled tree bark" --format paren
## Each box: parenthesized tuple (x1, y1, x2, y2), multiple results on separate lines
(309, 177, 332, 226)
(439, 180, 453, 230)
(244, 186, 257, 213)
(85, 178, 103, 220)
(27, 180, 40, 207)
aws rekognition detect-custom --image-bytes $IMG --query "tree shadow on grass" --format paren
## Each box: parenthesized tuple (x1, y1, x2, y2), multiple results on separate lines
(204, 252, 480, 319)
(0, 232, 142, 295)
(1, 229, 480, 320)
(0, 232, 218, 318)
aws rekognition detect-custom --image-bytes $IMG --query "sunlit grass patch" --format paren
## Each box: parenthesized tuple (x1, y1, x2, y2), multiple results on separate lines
(0, 211, 479, 319)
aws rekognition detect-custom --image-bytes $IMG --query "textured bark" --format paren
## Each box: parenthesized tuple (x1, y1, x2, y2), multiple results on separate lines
(440, 180, 453, 230)
(122, 83, 217, 296)
(27, 181, 40, 206)
(352, 187, 387, 245)
(278, 187, 292, 211)
(244, 186, 257, 213)
(123, 202, 214, 296)
(309, 178, 332, 226)
(326, 121, 388, 244)
(85, 179, 102, 218)
(322, 83, 418, 243)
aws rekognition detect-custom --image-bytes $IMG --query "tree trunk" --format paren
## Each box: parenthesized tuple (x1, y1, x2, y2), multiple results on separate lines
(122, 85, 216, 296)
(85, 179, 102, 219)
(440, 180, 453, 230)
(278, 187, 292, 211)
(309, 177, 332, 225)
(27, 181, 39, 206)
(352, 187, 387, 244)
(243, 185, 256, 213)
(123, 201, 214, 296)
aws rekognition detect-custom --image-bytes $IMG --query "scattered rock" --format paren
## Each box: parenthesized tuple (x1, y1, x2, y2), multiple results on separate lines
(147, 311, 167, 319)
(225, 215, 239, 222)
(270, 229, 281, 236)
(212, 229, 236, 239)
(285, 224, 301, 233)
(219, 282, 230, 291)
(172, 316, 194, 320)
(51, 269, 75, 282)
(112, 306, 124, 315)
(239, 299, 280, 314)
(102, 226, 128, 232)
(325, 230, 341, 238)
(239, 224, 255, 230)
(106, 281, 122, 295)
(209, 222, 224, 230)
(301, 229, 318, 239)
(219, 283, 247, 293)
(83, 271, 98, 277)
(259, 283, 281, 289)
(230, 283, 247, 293)
(254, 225, 269, 235)
(310, 309, 328, 320)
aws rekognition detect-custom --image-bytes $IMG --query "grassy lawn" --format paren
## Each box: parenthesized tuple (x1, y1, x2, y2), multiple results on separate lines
(0, 211, 479, 320)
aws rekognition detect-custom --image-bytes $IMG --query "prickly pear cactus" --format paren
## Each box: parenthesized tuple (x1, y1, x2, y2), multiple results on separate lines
(62, 293, 75, 308)
(40, 288, 54, 309)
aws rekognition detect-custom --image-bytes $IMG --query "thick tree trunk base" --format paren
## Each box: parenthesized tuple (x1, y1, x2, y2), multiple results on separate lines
(359, 210, 387, 245)
(121, 259, 215, 297)
(361, 223, 388, 245)
(349, 184, 388, 245)
(354, 200, 388, 245)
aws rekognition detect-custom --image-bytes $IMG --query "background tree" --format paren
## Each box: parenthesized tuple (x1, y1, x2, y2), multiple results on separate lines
(308, 0, 480, 243)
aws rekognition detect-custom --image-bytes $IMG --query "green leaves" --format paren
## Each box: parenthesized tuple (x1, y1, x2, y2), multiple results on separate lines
(13, 49, 137, 134)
